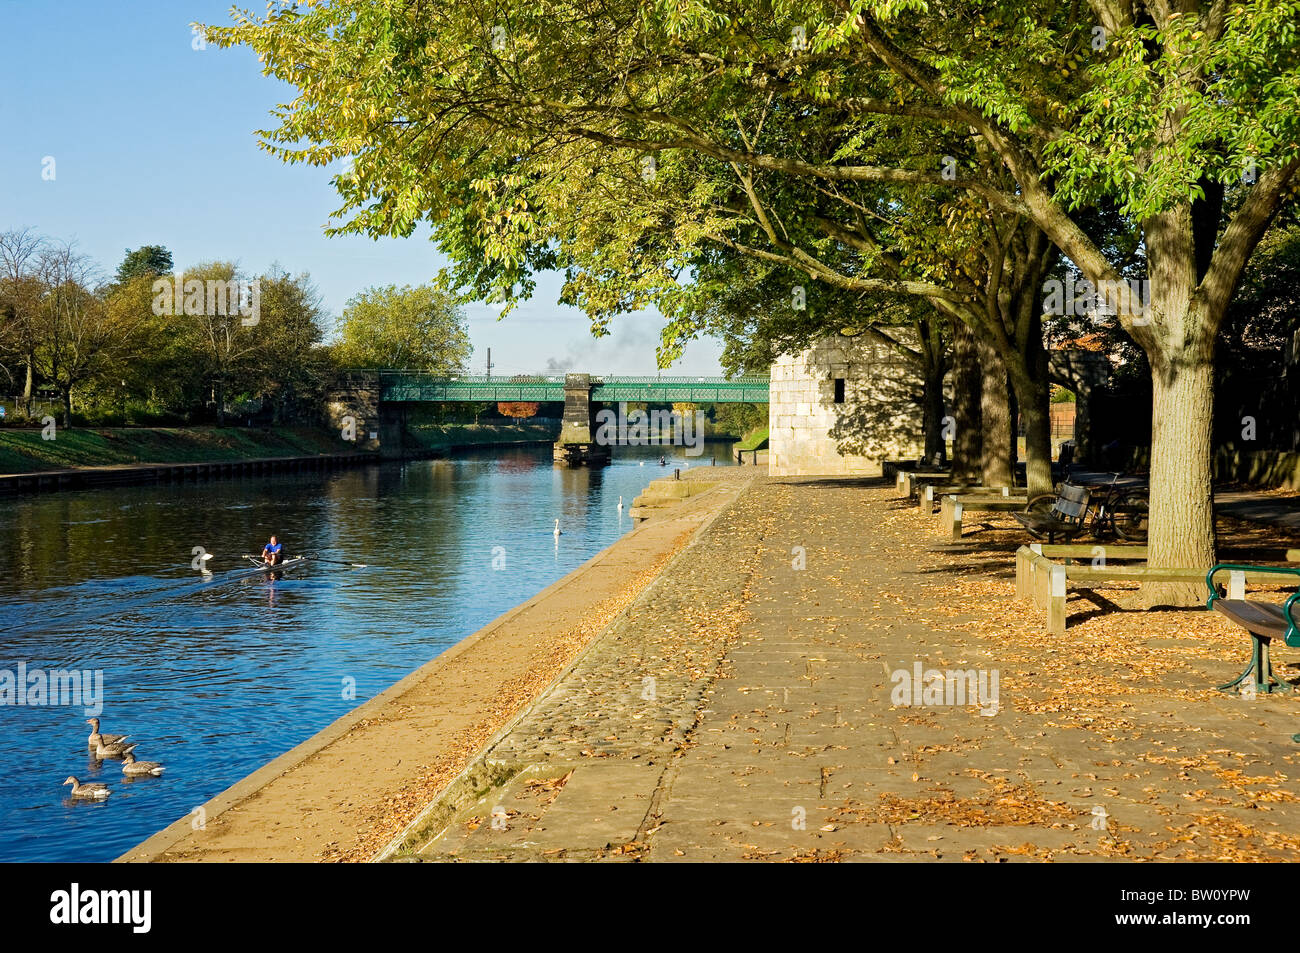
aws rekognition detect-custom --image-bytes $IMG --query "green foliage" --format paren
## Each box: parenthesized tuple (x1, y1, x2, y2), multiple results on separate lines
(114, 245, 173, 286)
(1, 230, 341, 428)
(333, 283, 471, 371)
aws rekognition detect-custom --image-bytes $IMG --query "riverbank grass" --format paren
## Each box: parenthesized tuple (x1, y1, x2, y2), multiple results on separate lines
(734, 427, 769, 451)
(0, 427, 358, 474)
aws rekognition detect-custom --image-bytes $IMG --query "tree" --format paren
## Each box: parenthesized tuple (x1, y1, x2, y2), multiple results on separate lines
(208, 1, 1300, 597)
(0, 227, 47, 413)
(114, 246, 173, 286)
(203, 0, 1055, 493)
(177, 261, 262, 426)
(333, 283, 471, 372)
(248, 267, 330, 423)
(32, 241, 128, 427)
(498, 401, 539, 418)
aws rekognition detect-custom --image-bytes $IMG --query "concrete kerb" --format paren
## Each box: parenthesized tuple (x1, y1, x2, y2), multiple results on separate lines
(371, 475, 757, 861)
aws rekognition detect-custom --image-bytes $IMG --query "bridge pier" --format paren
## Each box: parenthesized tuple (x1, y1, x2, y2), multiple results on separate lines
(553, 374, 611, 466)
(325, 371, 405, 458)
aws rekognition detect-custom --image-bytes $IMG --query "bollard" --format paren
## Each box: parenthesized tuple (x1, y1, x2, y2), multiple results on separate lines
(1048, 565, 1067, 635)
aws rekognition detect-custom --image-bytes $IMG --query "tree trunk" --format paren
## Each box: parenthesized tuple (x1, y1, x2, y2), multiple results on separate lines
(23, 356, 33, 416)
(950, 320, 982, 481)
(921, 365, 947, 465)
(977, 337, 1013, 486)
(1006, 324, 1054, 498)
(1143, 353, 1217, 605)
(1013, 369, 1054, 498)
(215, 379, 226, 426)
(61, 386, 72, 429)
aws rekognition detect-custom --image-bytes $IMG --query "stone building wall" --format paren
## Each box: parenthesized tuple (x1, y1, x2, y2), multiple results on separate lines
(768, 333, 927, 477)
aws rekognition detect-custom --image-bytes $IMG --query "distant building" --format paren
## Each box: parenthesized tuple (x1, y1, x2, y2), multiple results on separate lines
(768, 333, 927, 476)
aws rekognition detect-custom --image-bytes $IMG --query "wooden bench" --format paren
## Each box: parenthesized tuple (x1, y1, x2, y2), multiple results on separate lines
(1206, 564, 1300, 704)
(1012, 482, 1091, 543)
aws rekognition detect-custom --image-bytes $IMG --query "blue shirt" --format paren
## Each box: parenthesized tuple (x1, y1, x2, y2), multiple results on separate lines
(265, 542, 282, 554)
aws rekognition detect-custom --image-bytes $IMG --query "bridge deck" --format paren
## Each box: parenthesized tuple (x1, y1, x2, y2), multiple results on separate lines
(378, 373, 769, 403)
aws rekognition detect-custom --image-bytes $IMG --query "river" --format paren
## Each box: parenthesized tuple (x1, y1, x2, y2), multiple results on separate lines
(0, 443, 736, 862)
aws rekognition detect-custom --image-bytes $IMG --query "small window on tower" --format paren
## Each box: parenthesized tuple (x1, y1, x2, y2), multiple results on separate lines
(833, 378, 846, 404)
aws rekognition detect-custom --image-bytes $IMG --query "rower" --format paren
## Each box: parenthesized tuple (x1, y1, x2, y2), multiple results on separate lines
(261, 535, 283, 566)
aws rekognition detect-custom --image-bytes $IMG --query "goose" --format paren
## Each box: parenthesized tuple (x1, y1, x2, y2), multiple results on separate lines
(553, 519, 562, 537)
(64, 777, 111, 800)
(121, 753, 165, 777)
(86, 718, 127, 749)
(95, 739, 139, 760)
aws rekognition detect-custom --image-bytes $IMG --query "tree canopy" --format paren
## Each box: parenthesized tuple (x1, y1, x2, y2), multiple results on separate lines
(333, 283, 471, 371)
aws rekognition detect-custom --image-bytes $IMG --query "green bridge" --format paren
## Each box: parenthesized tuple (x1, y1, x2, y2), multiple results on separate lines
(378, 372, 770, 403)
(329, 371, 769, 466)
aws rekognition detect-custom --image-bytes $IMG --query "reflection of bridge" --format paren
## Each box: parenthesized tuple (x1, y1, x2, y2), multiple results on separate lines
(326, 370, 769, 466)
(378, 372, 770, 403)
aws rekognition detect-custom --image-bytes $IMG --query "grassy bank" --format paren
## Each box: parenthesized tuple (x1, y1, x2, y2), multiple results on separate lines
(0, 427, 360, 474)
(734, 427, 769, 452)
(406, 421, 561, 451)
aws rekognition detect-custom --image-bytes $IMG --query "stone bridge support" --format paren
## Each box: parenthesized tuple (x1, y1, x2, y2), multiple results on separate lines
(554, 373, 610, 466)
(324, 371, 405, 459)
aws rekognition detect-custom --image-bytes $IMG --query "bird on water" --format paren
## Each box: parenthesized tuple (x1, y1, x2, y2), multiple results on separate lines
(64, 777, 111, 800)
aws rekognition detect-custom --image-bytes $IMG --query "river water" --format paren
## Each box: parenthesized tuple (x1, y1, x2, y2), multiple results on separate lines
(0, 443, 735, 862)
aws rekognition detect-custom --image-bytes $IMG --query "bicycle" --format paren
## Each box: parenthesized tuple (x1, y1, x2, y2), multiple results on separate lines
(1023, 472, 1149, 542)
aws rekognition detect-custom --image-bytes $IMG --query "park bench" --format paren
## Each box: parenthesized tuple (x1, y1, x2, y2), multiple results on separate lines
(1016, 545, 1300, 638)
(1206, 563, 1300, 701)
(1011, 482, 1091, 543)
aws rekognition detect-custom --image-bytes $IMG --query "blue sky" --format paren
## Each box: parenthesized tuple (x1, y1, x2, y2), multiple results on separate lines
(0, 0, 724, 377)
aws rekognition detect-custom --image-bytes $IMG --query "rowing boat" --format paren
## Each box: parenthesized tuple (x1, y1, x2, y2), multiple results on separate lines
(238, 555, 311, 578)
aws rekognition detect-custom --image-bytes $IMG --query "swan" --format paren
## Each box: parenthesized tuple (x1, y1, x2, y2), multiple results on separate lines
(617, 496, 623, 510)
(554, 519, 562, 537)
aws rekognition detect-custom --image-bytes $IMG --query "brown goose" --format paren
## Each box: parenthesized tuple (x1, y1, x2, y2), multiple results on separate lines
(86, 718, 127, 749)
(95, 739, 139, 760)
(121, 753, 165, 777)
(64, 776, 111, 799)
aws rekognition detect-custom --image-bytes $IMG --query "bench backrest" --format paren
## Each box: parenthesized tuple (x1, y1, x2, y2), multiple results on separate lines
(1051, 483, 1091, 524)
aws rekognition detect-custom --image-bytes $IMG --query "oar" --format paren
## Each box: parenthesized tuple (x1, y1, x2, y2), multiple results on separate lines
(308, 555, 368, 569)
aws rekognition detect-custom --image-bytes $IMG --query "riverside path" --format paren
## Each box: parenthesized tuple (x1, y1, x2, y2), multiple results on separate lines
(391, 475, 1300, 862)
